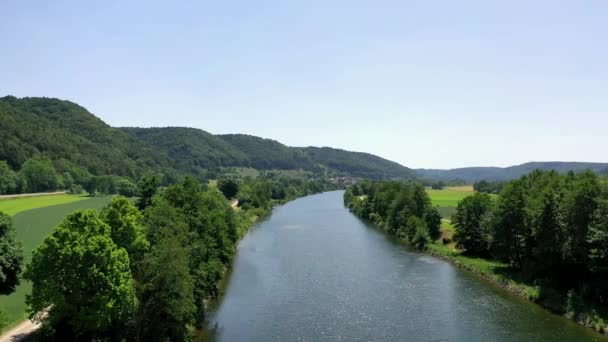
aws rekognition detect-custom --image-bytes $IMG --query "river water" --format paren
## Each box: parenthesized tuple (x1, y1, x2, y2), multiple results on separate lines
(205, 191, 604, 341)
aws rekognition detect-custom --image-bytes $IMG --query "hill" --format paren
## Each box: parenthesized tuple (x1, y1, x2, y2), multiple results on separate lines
(301, 147, 414, 179)
(0, 96, 169, 178)
(417, 162, 608, 182)
(0, 96, 413, 182)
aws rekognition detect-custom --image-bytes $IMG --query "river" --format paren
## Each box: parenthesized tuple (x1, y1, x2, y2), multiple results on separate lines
(204, 191, 604, 341)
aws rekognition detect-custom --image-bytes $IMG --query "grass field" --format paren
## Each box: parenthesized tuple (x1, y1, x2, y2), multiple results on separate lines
(426, 185, 474, 207)
(426, 186, 475, 219)
(0, 196, 112, 331)
(0, 193, 89, 216)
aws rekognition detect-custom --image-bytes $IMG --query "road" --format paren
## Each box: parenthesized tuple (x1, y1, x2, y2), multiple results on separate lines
(0, 191, 66, 200)
(0, 319, 40, 342)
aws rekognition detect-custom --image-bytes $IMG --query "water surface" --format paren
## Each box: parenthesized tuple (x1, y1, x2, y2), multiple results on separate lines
(206, 191, 604, 341)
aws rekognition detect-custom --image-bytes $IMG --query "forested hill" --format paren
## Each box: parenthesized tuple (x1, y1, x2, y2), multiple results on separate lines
(417, 162, 608, 182)
(0, 96, 412, 181)
(300, 147, 414, 179)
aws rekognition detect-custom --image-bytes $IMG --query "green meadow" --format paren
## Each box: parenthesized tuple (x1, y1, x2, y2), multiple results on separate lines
(0, 196, 112, 330)
(426, 186, 475, 219)
(0, 193, 89, 216)
(426, 186, 475, 207)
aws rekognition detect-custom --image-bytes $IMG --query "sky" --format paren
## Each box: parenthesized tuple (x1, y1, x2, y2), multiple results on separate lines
(1, 0, 607, 169)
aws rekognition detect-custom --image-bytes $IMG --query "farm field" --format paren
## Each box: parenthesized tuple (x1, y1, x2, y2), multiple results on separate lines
(426, 185, 474, 207)
(0, 193, 89, 216)
(426, 185, 475, 219)
(0, 196, 112, 330)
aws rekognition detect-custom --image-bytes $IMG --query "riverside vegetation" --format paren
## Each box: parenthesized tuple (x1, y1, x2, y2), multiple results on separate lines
(0, 172, 340, 340)
(344, 170, 608, 333)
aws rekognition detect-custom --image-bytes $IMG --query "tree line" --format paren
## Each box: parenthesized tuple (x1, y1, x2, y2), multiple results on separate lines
(453, 170, 608, 319)
(0, 173, 339, 340)
(344, 180, 441, 250)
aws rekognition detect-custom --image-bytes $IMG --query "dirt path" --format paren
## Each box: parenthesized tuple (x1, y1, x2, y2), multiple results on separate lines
(0, 191, 66, 200)
(0, 319, 40, 342)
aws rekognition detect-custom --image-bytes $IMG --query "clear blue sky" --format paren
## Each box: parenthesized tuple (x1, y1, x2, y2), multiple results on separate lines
(1, 0, 607, 169)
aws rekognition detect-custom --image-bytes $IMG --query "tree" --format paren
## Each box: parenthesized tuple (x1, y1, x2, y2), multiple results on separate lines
(412, 224, 431, 250)
(24, 210, 135, 337)
(559, 171, 600, 266)
(0, 212, 24, 295)
(101, 197, 149, 262)
(116, 178, 138, 197)
(135, 232, 195, 342)
(588, 200, 608, 273)
(19, 157, 60, 193)
(217, 177, 240, 199)
(0, 161, 19, 194)
(425, 207, 442, 240)
(137, 175, 158, 211)
(453, 193, 493, 255)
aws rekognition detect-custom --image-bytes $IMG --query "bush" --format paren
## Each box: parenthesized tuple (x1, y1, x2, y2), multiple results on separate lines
(69, 184, 84, 195)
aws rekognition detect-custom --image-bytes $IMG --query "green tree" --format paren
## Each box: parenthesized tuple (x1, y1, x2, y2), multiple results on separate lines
(116, 178, 138, 197)
(0, 212, 24, 295)
(425, 207, 442, 240)
(588, 200, 608, 273)
(217, 177, 240, 199)
(490, 181, 530, 268)
(24, 210, 135, 337)
(19, 157, 60, 193)
(135, 232, 195, 342)
(101, 197, 149, 262)
(137, 175, 158, 211)
(559, 171, 600, 266)
(453, 193, 493, 255)
(0, 161, 19, 194)
(412, 224, 431, 250)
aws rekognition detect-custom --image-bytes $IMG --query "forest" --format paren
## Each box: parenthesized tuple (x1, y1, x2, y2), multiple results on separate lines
(343, 180, 441, 250)
(0, 172, 340, 340)
(345, 170, 608, 331)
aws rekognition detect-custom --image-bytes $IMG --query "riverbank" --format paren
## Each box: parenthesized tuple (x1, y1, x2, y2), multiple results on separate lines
(425, 226, 608, 335)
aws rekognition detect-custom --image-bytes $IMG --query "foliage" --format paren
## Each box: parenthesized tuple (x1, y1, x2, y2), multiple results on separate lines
(0, 212, 23, 295)
(24, 210, 135, 338)
(19, 156, 60, 193)
(136, 175, 158, 211)
(301, 146, 413, 179)
(473, 180, 506, 194)
(100, 197, 149, 262)
(0, 161, 22, 194)
(134, 230, 195, 342)
(453, 193, 493, 255)
(217, 177, 240, 199)
(344, 180, 437, 250)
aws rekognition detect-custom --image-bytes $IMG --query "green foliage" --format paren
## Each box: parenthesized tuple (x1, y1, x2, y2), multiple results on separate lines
(19, 156, 60, 193)
(0, 212, 23, 295)
(344, 180, 437, 250)
(24, 210, 135, 337)
(425, 207, 442, 240)
(473, 180, 505, 194)
(137, 175, 158, 211)
(301, 146, 413, 179)
(217, 177, 240, 199)
(0, 161, 22, 194)
(116, 178, 138, 197)
(135, 231, 195, 342)
(101, 197, 149, 262)
(453, 193, 493, 255)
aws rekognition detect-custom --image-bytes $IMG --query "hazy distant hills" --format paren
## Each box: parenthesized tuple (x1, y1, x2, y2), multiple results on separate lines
(0, 96, 413, 180)
(416, 162, 608, 182)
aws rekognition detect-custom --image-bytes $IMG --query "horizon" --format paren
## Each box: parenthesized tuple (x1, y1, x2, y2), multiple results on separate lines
(2, 1, 607, 169)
